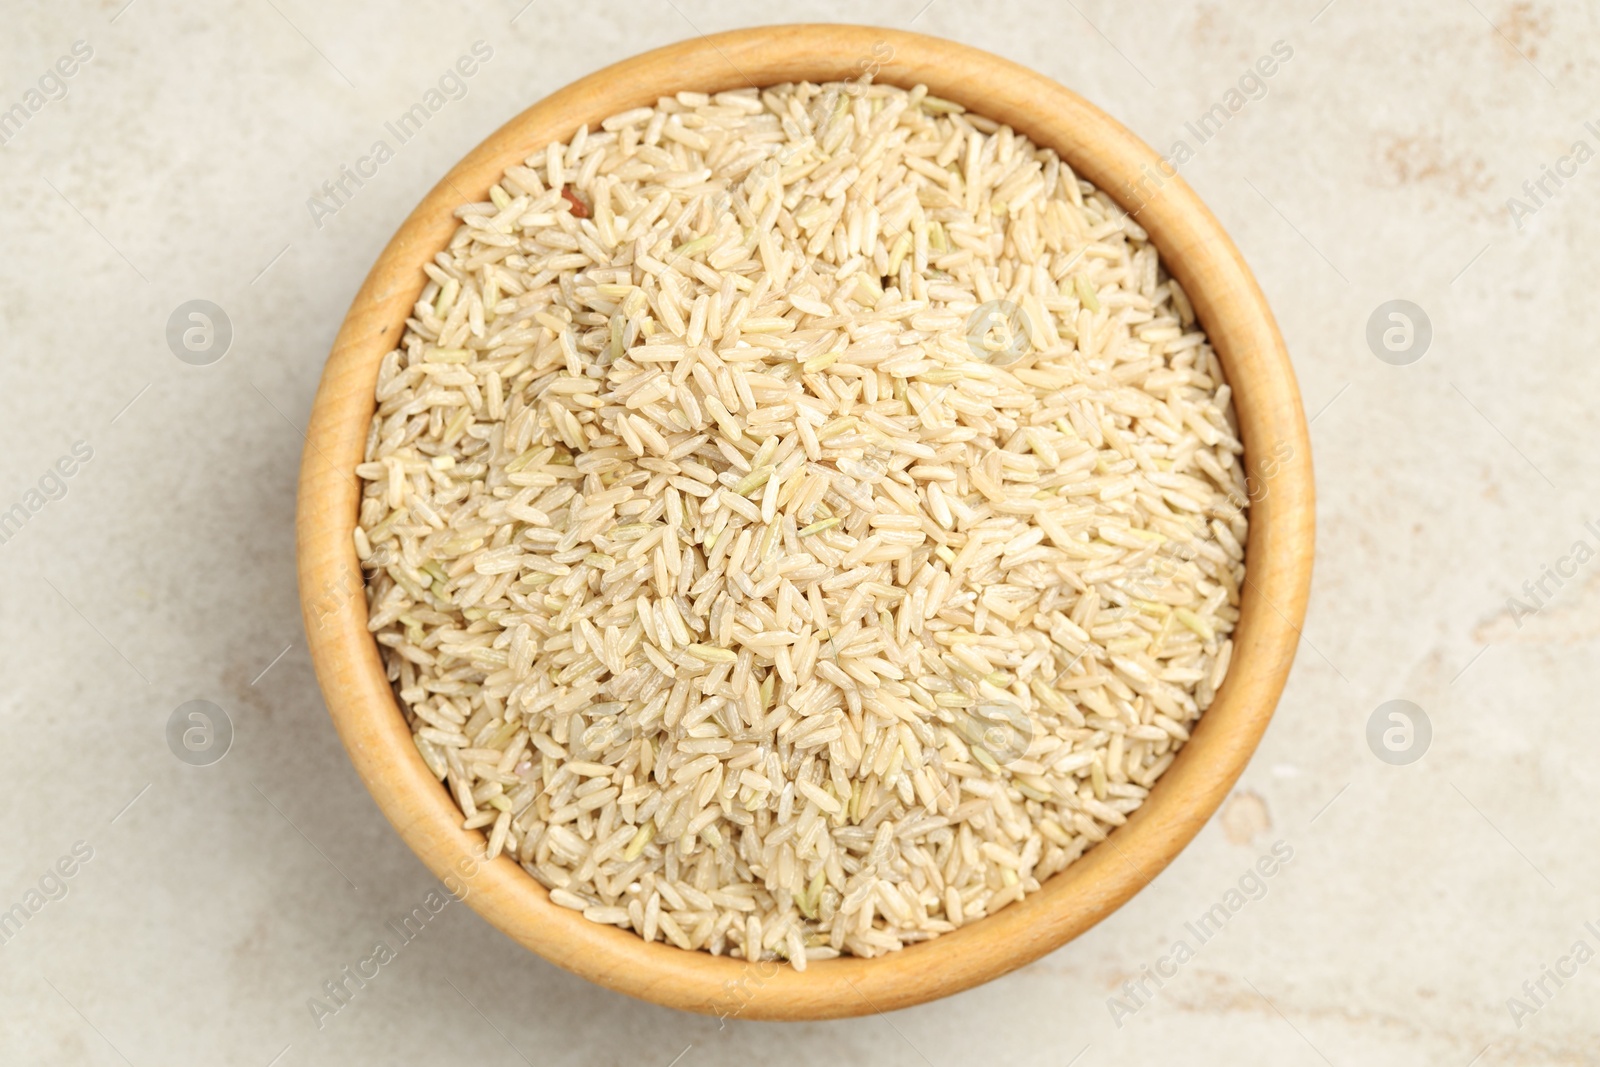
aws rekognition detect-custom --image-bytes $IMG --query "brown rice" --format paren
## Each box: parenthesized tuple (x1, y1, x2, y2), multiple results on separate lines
(354, 80, 1248, 967)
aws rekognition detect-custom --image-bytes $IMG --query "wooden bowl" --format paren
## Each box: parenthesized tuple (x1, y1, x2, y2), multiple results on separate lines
(296, 24, 1314, 1020)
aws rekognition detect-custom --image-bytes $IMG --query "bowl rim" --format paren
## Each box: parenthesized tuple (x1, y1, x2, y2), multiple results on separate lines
(296, 22, 1314, 1021)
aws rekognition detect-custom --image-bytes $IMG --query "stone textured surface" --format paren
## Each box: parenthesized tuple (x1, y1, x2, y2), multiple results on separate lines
(2, 1, 1596, 1063)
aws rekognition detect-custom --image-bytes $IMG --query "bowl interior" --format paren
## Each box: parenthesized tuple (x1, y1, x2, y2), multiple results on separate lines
(296, 23, 1313, 1021)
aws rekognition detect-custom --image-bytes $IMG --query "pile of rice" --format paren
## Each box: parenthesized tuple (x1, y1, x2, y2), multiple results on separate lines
(354, 79, 1248, 967)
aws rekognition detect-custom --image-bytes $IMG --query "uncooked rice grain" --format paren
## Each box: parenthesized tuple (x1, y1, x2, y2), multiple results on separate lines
(356, 80, 1249, 967)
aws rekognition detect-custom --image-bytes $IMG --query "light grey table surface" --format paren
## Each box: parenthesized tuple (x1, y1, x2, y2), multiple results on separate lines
(3, 1, 1596, 1063)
